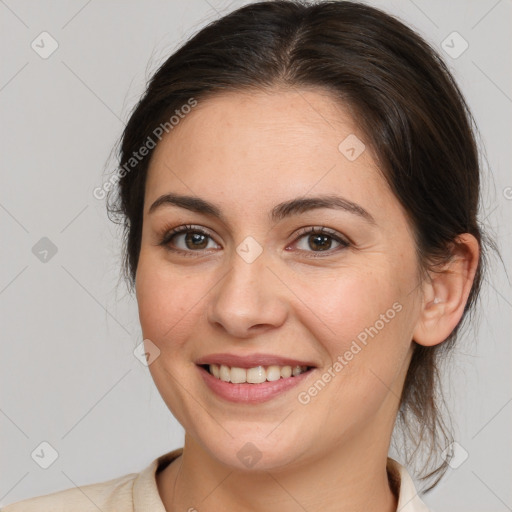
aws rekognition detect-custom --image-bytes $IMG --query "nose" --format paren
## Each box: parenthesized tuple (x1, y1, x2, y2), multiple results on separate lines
(206, 250, 289, 339)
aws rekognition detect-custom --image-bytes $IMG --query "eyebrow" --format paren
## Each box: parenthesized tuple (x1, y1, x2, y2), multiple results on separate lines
(148, 193, 375, 224)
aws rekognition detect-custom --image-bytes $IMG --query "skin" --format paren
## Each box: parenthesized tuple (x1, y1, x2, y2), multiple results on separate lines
(135, 87, 479, 512)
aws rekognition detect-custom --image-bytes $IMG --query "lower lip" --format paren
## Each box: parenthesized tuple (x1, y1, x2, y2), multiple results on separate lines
(197, 365, 314, 404)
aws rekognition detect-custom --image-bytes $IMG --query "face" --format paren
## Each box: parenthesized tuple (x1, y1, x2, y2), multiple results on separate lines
(136, 88, 424, 471)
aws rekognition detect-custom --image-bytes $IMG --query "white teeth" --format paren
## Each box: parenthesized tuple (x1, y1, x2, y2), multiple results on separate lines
(230, 366, 247, 384)
(266, 365, 282, 382)
(211, 364, 220, 378)
(292, 365, 302, 376)
(219, 364, 231, 382)
(280, 366, 292, 378)
(207, 364, 310, 383)
(247, 366, 266, 383)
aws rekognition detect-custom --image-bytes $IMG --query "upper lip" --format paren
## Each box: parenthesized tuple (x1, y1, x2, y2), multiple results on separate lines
(195, 353, 317, 369)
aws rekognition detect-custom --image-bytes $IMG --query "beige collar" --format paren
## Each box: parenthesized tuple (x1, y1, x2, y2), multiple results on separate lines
(133, 448, 431, 512)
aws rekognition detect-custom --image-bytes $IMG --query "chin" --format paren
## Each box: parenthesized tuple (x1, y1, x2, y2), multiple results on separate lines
(193, 424, 313, 472)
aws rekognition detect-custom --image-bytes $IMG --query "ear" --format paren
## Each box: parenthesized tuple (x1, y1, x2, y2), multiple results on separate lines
(413, 233, 480, 347)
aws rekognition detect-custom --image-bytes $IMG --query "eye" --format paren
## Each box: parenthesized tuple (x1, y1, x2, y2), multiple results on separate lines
(290, 226, 350, 257)
(159, 224, 220, 255)
(158, 224, 350, 258)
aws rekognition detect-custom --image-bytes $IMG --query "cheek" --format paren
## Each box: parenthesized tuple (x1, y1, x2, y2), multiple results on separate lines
(296, 260, 417, 407)
(303, 266, 407, 347)
(135, 253, 203, 352)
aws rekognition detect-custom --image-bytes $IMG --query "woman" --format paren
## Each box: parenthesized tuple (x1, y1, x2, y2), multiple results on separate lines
(3, 1, 487, 511)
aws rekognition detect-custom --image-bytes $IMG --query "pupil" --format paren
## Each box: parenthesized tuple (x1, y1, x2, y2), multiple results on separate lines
(310, 234, 330, 251)
(186, 232, 207, 249)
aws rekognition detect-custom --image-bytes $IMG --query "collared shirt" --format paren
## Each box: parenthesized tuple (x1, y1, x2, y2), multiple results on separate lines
(2, 448, 432, 511)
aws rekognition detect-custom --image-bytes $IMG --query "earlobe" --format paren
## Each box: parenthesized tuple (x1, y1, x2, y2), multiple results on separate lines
(413, 234, 480, 347)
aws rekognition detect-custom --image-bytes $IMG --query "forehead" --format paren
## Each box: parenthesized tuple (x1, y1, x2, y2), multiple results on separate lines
(144, 88, 392, 219)
(150, 87, 367, 164)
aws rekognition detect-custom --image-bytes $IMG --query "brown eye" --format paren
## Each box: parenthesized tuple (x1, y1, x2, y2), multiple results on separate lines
(181, 231, 209, 250)
(292, 227, 350, 256)
(306, 233, 334, 251)
(160, 225, 220, 254)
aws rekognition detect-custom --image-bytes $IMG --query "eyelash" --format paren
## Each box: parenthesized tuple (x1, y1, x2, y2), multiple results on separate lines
(158, 224, 350, 258)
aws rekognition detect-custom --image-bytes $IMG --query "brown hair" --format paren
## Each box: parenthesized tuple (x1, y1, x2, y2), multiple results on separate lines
(107, 0, 490, 490)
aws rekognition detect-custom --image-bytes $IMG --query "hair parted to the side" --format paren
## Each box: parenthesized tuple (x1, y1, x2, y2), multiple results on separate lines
(106, 0, 491, 491)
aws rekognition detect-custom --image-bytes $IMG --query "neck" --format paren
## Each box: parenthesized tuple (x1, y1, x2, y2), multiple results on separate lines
(158, 425, 398, 512)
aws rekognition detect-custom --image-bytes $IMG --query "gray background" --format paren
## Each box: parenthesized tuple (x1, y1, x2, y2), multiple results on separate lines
(0, 1, 510, 510)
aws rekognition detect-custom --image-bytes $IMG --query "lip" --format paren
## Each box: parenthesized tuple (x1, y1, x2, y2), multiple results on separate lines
(197, 364, 315, 404)
(195, 352, 317, 369)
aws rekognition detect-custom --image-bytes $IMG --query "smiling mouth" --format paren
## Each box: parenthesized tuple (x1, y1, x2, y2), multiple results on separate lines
(199, 364, 314, 384)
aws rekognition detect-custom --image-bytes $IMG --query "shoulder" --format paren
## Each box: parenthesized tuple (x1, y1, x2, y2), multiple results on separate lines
(1, 448, 183, 512)
(1, 472, 137, 512)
